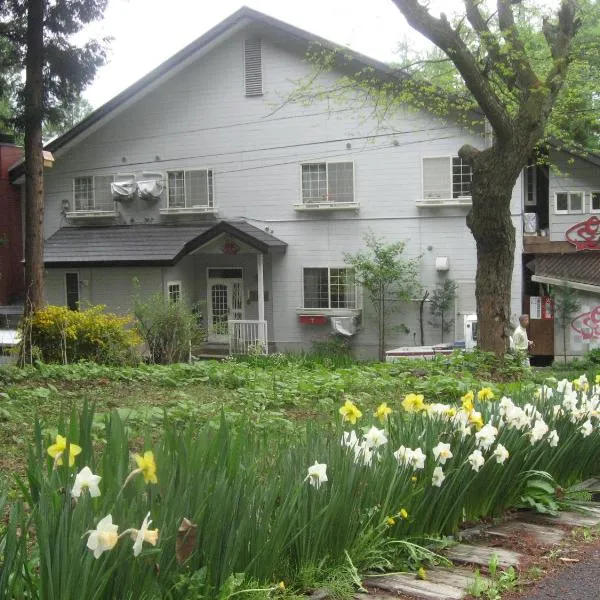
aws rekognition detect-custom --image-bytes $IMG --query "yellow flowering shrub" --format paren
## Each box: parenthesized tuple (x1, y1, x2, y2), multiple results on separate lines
(25, 304, 141, 365)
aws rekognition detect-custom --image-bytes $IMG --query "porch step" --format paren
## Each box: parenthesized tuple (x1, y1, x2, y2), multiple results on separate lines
(194, 343, 230, 357)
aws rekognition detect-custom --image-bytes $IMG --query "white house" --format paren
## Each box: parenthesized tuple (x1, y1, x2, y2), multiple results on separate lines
(10, 7, 549, 359)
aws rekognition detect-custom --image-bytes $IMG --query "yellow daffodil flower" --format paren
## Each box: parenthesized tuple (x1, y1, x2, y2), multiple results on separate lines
(133, 451, 158, 484)
(47, 434, 82, 467)
(278, 582, 285, 590)
(374, 402, 392, 423)
(461, 391, 474, 413)
(468, 411, 484, 430)
(386, 517, 396, 527)
(402, 393, 426, 413)
(339, 400, 362, 424)
(417, 567, 426, 580)
(399, 508, 408, 519)
(477, 387, 495, 402)
(445, 407, 457, 418)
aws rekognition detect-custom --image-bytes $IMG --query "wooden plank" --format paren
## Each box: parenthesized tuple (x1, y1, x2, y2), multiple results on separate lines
(363, 573, 465, 600)
(575, 478, 600, 491)
(521, 510, 600, 528)
(423, 566, 489, 589)
(489, 520, 564, 545)
(444, 543, 522, 569)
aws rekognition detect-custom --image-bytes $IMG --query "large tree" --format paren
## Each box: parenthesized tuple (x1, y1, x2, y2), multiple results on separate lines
(387, 0, 594, 354)
(0, 0, 108, 315)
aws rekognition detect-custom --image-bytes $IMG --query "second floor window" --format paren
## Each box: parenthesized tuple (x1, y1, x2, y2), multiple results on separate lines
(422, 156, 472, 200)
(73, 175, 114, 211)
(167, 169, 214, 208)
(555, 191, 583, 214)
(303, 267, 357, 309)
(301, 162, 354, 204)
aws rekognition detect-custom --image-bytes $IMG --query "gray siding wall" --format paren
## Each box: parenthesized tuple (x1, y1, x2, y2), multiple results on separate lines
(548, 151, 600, 241)
(41, 26, 524, 357)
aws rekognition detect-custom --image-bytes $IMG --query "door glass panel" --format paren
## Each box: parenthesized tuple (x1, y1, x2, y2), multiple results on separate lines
(211, 284, 228, 333)
(231, 282, 243, 319)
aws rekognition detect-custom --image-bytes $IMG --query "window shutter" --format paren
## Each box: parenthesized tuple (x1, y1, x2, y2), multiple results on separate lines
(244, 38, 263, 97)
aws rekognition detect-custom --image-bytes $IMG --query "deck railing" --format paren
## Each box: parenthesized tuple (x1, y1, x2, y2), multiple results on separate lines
(228, 320, 268, 355)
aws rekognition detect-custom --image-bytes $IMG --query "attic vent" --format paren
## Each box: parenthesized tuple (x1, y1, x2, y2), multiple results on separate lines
(244, 38, 263, 97)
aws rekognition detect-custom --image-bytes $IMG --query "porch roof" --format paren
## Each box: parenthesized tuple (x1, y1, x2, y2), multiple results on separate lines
(530, 253, 600, 289)
(44, 220, 287, 267)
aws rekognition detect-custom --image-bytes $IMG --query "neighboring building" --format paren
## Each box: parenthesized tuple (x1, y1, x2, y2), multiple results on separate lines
(0, 134, 23, 321)
(10, 7, 532, 359)
(523, 146, 600, 363)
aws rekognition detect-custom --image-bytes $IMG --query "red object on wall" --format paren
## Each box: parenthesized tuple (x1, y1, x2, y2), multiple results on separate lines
(541, 296, 554, 320)
(0, 137, 24, 305)
(298, 314, 327, 325)
(565, 216, 600, 250)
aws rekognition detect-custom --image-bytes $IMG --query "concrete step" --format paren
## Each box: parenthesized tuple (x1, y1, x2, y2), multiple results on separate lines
(444, 543, 522, 569)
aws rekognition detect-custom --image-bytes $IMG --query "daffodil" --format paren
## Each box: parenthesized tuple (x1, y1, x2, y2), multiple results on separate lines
(72, 466, 101, 499)
(339, 399, 362, 424)
(477, 387, 495, 402)
(467, 449, 485, 472)
(417, 567, 426, 580)
(399, 508, 408, 519)
(131, 512, 159, 557)
(475, 423, 498, 451)
(402, 393, 426, 412)
(86, 515, 119, 559)
(305, 461, 328, 489)
(461, 391, 474, 413)
(374, 402, 392, 423)
(432, 466, 445, 487)
(432, 442, 453, 465)
(493, 444, 509, 465)
(47, 434, 82, 467)
(363, 426, 388, 449)
(410, 448, 426, 470)
(468, 410, 484, 430)
(580, 420, 593, 438)
(547, 430, 559, 447)
(341, 430, 359, 450)
(530, 419, 549, 444)
(386, 517, 396, 527)
(133, 451, 158, 484)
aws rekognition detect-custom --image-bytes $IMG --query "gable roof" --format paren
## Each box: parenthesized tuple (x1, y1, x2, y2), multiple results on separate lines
(9, 7, 411, 182)
(44, 220, 286, 267)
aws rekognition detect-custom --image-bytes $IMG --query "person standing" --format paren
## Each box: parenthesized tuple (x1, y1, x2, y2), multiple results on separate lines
(513, 314, 534, 366)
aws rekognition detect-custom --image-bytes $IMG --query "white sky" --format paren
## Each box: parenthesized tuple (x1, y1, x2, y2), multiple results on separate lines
(82, 0, 428, 108)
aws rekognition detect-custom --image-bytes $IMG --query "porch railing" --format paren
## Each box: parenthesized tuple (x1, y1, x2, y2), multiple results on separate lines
(228, 320, 268, 355)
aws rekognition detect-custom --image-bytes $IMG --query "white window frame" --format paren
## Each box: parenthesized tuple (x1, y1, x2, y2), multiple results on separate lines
(72, 175, 116, 211)
(301, 267, 359, 310)
(166, 168, 214, 209)
(300, 161, 355, 205)
(167, 280, 182, 304)
(591, 191, 600, 213)
(554, 191, 585, 215)
(65, 272, 80, 311)
(421, 155, 472, 201)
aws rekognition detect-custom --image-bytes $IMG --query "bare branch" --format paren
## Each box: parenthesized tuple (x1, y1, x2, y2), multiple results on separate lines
(391, 0, 513, 142)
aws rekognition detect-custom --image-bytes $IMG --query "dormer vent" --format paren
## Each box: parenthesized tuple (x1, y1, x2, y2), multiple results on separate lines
(244, 38, 263, 97)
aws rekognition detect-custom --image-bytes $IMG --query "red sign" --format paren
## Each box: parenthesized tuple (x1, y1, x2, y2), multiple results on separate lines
(571, 305, 600, 341)
(541, 296, 553, 320)
(298, 314, 327, 325)
(565, 216, 600, 250)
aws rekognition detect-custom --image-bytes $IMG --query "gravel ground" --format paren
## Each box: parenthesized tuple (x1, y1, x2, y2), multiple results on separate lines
(518, 547, 600, 599)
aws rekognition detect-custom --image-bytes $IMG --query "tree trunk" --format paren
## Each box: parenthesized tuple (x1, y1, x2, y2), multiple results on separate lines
(465, 146, 525, 355)
(23, 0, 45, 318)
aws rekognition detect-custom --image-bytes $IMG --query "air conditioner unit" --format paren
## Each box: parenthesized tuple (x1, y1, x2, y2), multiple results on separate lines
(138, 173, 165, 200)
(524, 212, 538, 234)
(111, 174, 137, 201)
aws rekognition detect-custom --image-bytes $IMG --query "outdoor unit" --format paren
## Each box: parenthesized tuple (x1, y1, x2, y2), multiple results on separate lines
(523, 212, 538, 234)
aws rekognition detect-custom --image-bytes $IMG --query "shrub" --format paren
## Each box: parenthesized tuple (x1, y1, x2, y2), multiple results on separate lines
(134, 292, 204, 364)
(22, 305, 140, 365)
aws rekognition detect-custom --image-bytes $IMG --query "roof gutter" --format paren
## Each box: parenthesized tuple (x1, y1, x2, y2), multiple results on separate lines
(532, 275, 600, 294)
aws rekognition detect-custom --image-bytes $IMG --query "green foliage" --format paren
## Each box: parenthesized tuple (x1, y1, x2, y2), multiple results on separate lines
(22, 304, 140, 365)
(551, 283, 582, 363)
(344, 232, 421, 361)
(428, 279, 458, 344)
(134, 291, 205, 364)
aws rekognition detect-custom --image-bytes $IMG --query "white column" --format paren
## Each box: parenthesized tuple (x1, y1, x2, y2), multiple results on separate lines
(257, 253, 265, 322)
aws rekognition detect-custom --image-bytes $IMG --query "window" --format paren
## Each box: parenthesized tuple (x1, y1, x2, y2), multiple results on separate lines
(555, 191, 583, 214)
(524, 162, 537, 206)
(167, 281, 182, 304)
(303, 268, 357, 309)
(65, 273, 80, 311)
(167, 169, 214, 208)
(422, 156, 472, 199)
(73, 175, 115, 211)
(301, 162, 354, 204)
(591, 192, 600, 212)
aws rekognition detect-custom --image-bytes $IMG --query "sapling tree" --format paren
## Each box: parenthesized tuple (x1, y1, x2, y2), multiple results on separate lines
(344, 232, 421, 361)
(551, 282, 581, 363)
(429, 279, 458, 343)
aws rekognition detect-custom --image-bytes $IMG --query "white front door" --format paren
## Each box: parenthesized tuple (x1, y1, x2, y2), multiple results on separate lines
(207, 274, 244, 343)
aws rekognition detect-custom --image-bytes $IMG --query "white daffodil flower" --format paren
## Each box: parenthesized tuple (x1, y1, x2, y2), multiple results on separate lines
(557, 379, 572, 394)
(131, 512, 159, 557)
(354, 442, 374, 466)
(393, 445, 413, 466)
(432, 466, 445, 487)
(547, 430, 559, 447)
(86, 514, 119, 559)
(580, 420, 593, 438)
(410, 448, 426, 470)
(530, 419, 549, 444)
(493, 444, 509, 465)
(71, 466, 102, 499)
(363, 426, 388, 449)
(467, 449, 485, 472)
(305, 461, 328, 489)
(341, 430, 359, 450)
(432, 442, 453, 465)
(475, 423, 498, 451)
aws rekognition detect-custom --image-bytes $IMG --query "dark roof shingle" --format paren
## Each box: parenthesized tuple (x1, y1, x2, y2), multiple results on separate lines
(532, 253, 600, 287)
